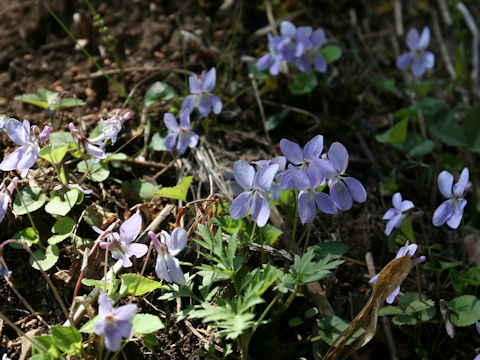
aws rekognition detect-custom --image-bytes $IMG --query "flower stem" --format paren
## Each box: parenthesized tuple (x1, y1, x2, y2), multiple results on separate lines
(290, 191, 299, 252)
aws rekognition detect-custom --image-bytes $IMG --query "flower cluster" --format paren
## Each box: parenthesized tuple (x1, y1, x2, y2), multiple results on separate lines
(69, 111, 131, 162)
(256, 21, 328, 75)
(230, 135, 366, 226)
(397, 27, 435, 77)
(163, 68, 222, 155)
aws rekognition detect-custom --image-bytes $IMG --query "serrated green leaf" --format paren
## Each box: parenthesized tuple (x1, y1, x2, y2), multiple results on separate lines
(79, 315, 99, 333)
(392, 314, 417, 325)
(375, 118, 408, 143)
(31, 335, 61, 359)
(132, 313, 164, 334)
(45, 190, 79, 216)
(379, 305, 404, 316)
(76, 161, 110, 182)
(449, 295, 480, 326)
(48, 216, 75, 245)
(311, 242, 350, 259)
(155, 176, 193, 201)
(12, 187, 47, 215)
(259, 223, 283, 245)
(119, 274, 164, 296)
(144, 81, 175, 107)
(29, 244, 59, 271)
(51, 326, 82, 355)
(318, 45, 342, 63)
(290, 73, 318, 95)
(39, 144, 69, 164)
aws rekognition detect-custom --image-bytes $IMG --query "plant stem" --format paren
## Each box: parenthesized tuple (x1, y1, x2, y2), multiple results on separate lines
(290, 191, 299, 252)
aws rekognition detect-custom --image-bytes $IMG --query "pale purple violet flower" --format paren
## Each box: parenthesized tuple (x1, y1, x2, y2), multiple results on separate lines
(253, 156, 286, 201)
(297, 28, 328, 74)
(230, 160, 278, 227)
(277, 21, 312, 63)
(397, 27, 434, 77)
(2, 354, 12, 360)
(181, 68, 222, 117)
(89, 111, 132, 147)
(69, 122, 107, 161)
(289, 165, 337, 224)
(370, 242, 426, 304)
(313, 142, 366, 211)
(164, 112, 199, 154)
(0, 119, 51, 178)
(280, 135, 324, 170)
(0, 264, 12, 277)
(94, 213, 148, 268)
(433, 167, 470, 229)
(256, 33, 286, 75)
(95, 292, 137, 352)
(148, 229, 187, 285)
(0, 177, 18, 223)
(383, 192, 415, 235)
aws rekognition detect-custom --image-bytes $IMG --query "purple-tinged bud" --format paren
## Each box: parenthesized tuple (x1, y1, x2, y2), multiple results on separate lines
(38, 125, 52, 144)
(6, 177, 18, 193)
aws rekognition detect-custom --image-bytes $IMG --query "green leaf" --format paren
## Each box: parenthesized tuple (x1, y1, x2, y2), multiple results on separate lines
(76, 161, 110, 182)
(45, 190, 79, 216)
(81, 278, 104, 287)
(12, 187, 47, 215)
(430, 122, 468, 147)
(31, 335, 61, 359)
(79, 315, 99, 333)
(29, 244, 60, 271)
(144, 81, 175, 107)
(464, 103, 480, 152)
(209, 215, 246, 235)
(51, 326, 82, 355)
(375, 118, 408, 143)
(122, 179, 156, 201)
(311, 242, 350, 259)
(39, 144, 69, 164)
(288, 317, 303, 327)
(11, 227, 40, 248)
(412, 80, 435, 98)
(265, 109, 290, 131)
(315, 316, 364, 346)
(15, 93, 49, 109)
(318, 45, 342, 63)
(49, 132, 75, 146)
(132, 314, 165, 334)
(379, 306, 404, 316)
(408, 139, 434, 157)
(55, 97, 86, 110)
(259, 223, 283, 245)
(155, 176, 193, 201)
(305, 307, 319, 318)
(150, 132, 166, 151)
(448, 295, 480, 326)
(290, 247, 343, 285)
(400, 218, 415, 242)
(48, 217, 75, 245)
(247, 61, 268, 80)
(119, 274, 164, 296)
(142, 332, 158, 351)
(370, 73, 395, 92)
(290, 73, 318, 95)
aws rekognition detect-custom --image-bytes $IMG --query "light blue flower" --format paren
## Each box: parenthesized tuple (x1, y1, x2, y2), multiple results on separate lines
(397, 27, 434, 77)
(383, 192, 414, 235)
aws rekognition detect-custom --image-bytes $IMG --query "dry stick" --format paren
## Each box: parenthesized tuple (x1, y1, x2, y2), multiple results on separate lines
(249, 74, 273, 147)
(432, 10, 456, 80)
(63, 204, 175, 327)
(394, 0, 403, 36)
(262, 99, 321, 130)
(457, 2, 480, 99)
(365, 252, 399, 360)
(0, 240, 73, 326)
(437, 0, 453, 26)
